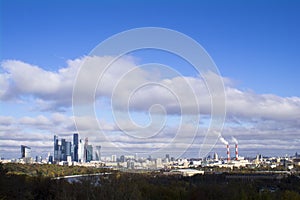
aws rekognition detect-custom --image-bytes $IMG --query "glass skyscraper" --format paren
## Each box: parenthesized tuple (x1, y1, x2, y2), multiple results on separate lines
(73, 133, 79, 162)
(21, 145, 31, 158)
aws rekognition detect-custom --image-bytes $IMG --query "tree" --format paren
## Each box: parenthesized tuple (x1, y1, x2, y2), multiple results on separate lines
(0, 163, 8, 175)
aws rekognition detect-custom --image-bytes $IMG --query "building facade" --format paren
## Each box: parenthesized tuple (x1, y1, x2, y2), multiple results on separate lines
(95, 146, 101, 161)
(73, 133, 79, 162)
(21, 145, 31, 158)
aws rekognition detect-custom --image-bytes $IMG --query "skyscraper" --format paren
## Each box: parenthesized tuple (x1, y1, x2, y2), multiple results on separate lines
(165, 154, 170, 162)
(54, 135, 72, 162)
(83, 137, 89, 163)
(95, 146, 101, 161)
(65, 141, 72, 159)
(78, 139, 84, 162)
(73, 133, 79, 162)
(86, 145, 93, 162)
(61, 138, 66, 161)
(21, 145, 31, 158)
(53, 135, 59, 161)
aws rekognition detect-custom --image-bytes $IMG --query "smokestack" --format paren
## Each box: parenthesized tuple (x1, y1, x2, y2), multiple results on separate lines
(232, 137, 238, 161)
(220, 137, 230, 162)
(227, 144, 230, 162)
(235, 144, 238, 160)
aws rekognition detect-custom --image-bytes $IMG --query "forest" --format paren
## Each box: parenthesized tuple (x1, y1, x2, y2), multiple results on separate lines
(1, 163, 300, 200)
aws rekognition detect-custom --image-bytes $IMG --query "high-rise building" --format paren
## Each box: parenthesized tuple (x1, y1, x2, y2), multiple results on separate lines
(61, 138, 66, 161)
(86, 145, 93, 162)
(21, 145, 31, 158)
(95, 146, 101, 161)
(165, 154, 170, 162)
(54, 135, 59, 161)
(53, 135, 72, 162)
(83, 138, 88, 163)
(78, 139, 84, 162)
(73, 133, 79, 162)
(82, 137, 93, 162)
(65, 141, 72, 159)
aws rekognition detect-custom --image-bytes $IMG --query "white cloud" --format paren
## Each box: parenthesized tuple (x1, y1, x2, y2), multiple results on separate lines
(2, 60, 61, 96)
(226, 88, 300, 121)
(0, 59, 79, 110)
(0, 73, 10, 99)
(0, 116, 14, 126)
(1, 56, 300, 158)
(19, 115, 52, 126)
(2, 56, 299, 122)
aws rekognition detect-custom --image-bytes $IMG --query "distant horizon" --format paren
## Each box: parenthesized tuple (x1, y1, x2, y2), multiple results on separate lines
(1, 142, 299, 161)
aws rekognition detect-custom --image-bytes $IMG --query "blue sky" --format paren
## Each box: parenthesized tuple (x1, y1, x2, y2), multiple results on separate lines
(2, 0, 300, 96)
(1, 0, 300, 159)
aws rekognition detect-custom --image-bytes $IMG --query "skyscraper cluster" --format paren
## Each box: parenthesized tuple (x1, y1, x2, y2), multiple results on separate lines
(53, 133, 94, 163)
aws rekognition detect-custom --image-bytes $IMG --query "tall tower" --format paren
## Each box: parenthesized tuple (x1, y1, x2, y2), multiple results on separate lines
(65, 141, 72, 159)
(78, 139, 84, 162)
(95, 146, 101, 161)
(61, 138, 66, 161)
(73, 133, 79, 162)
(86, 145, 93, 162)
(54, 135, 59, 161)
(83, 137, 88, 163)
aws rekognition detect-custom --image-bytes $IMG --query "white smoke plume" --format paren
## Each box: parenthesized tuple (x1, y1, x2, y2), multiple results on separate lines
(232, 136, 238, 144)
(219, 137, 228, 145)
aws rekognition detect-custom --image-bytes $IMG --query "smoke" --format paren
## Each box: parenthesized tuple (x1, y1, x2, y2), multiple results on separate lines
(219, 137, 228, 145)
(232, 136, 238, 144)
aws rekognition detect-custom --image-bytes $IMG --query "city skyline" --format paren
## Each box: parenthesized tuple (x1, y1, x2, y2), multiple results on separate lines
(1, 1, 300, 159)
(53, 133, 93, 163)
(6, 132, 300, 160)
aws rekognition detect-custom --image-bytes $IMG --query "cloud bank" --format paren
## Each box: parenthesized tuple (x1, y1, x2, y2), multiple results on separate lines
(0, 56, 299, 158)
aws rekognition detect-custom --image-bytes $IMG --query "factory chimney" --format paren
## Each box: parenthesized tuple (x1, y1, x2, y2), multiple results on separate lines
(232, 137, 239, 161)
(235, 144, 238, 160)
(226, 144, 230, 162)
(220, 137, 230, 162)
